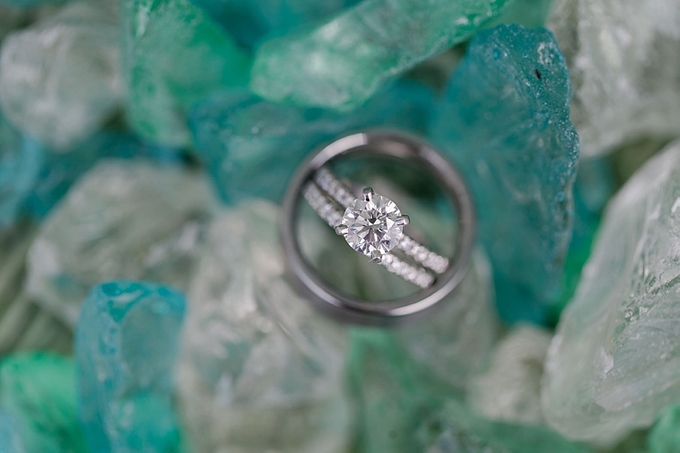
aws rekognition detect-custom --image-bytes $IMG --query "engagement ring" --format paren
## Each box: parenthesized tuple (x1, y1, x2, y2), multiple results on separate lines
(280, 131, 475, 325)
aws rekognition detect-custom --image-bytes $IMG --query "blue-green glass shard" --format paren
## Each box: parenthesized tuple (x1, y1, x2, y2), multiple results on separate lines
(0, 115, 44, 229)
(190, 80, 435, 204)
(431, 24, 579, 324)
(76, 281, 186, 453)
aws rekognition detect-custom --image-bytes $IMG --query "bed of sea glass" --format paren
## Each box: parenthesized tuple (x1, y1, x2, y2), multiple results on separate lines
(0, 0, 679, 452)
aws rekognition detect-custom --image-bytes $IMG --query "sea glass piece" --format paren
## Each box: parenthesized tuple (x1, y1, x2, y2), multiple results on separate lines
(189, 80, 435, 205)
(468, 325, 552, 424)
(549, 0, 680, 156)
(0, 410, 23, 453)
(392, 250, 498, 390)
(350, 329, 590, 453)
(26, 132, 181, 219)
(177, 201, 351, 453)
(76, 281, 185, 453)
(121, 0, 251, 147)
(422, 400, 593, 453)
(431, 24, 578, 324)
(25, 160, 214, 326)
(0, 0, 66, 6)
(542, 140, 680, 445)
(0, 353, 87, 453)
(188, 0, 360, 49)
(0, 114, 43, 229)
(552, 157, 615, 320)
(648, 406, 680, 453)
(0, 1, 121, 150)
(349, 328, 435, 453)
(250, 0, 512, 109)
(0, 6, 27, 41)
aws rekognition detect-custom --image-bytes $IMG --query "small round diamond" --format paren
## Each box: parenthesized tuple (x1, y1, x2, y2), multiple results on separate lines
(341, 192, 404, 258)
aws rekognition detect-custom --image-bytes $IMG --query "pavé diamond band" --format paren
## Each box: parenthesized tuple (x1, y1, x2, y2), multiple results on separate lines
(280, 130, 476, 325)
(303, 167, 449, 288)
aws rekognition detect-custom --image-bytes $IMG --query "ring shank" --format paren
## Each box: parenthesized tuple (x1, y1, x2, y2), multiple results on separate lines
(280, 130, 476, 326)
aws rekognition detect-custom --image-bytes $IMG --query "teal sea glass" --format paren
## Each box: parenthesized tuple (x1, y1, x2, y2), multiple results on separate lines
(0, 114, 44, 229)
(189, 0, 360, 49)
(431, 24, 579, 324)
(189, 80, 435, 204)
(76, 281, 186, 453)
(26, 132, 181, 219)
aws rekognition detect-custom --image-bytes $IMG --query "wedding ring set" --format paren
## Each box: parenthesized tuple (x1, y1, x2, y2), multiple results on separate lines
(280, 131, 475, 326)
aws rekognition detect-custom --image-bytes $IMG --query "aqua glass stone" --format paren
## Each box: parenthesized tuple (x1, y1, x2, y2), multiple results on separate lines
(189, 80, 435, 205)
(250, 0, 512, 109)
(75, 281, 186, 453)
(189, 0, 360, 49)
(0, 410, 24, 453)
(430, 24, 579, 325)
(0, 353, 88, 453)
(0, 114, 44, 229)
(25, 132, 181, 219)
(121, 0, 252, 147)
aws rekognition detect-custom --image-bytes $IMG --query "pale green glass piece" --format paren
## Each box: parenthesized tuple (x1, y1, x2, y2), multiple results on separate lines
(549, 0, 680, 156)
(121, 0, 251, 146)
(542, 140, 680, 445)
(423, 400, 593, 453)
(0, 1, 121, 150)
(468, 325, 552, 424)
(487, 0, 553, 28)
(250, 0, 512, 109)
(177, 202, 351, 453)
(24, 160, 215, 326)
(349, 329, 590, 453)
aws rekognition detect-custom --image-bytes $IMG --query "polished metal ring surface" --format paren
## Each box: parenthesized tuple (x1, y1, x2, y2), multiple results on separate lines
(280, 130, 476, 326)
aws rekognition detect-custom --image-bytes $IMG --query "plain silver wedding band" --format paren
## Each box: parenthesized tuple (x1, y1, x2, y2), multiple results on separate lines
(280, 130, 476, 326)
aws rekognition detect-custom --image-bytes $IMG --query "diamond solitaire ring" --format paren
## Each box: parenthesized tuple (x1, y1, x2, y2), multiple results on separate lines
(303, 167, 449, 288)
(280, 131, 475, 325)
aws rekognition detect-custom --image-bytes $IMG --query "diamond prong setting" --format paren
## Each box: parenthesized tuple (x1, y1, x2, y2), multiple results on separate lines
(339, 190, 405, 260)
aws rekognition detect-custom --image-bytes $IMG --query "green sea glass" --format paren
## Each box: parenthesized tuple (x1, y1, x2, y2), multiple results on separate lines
(648, 406, 680, 453)
(121, 0, 251, 146)
(0, 353, 87, 453)
(250, 0, 511, 109)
